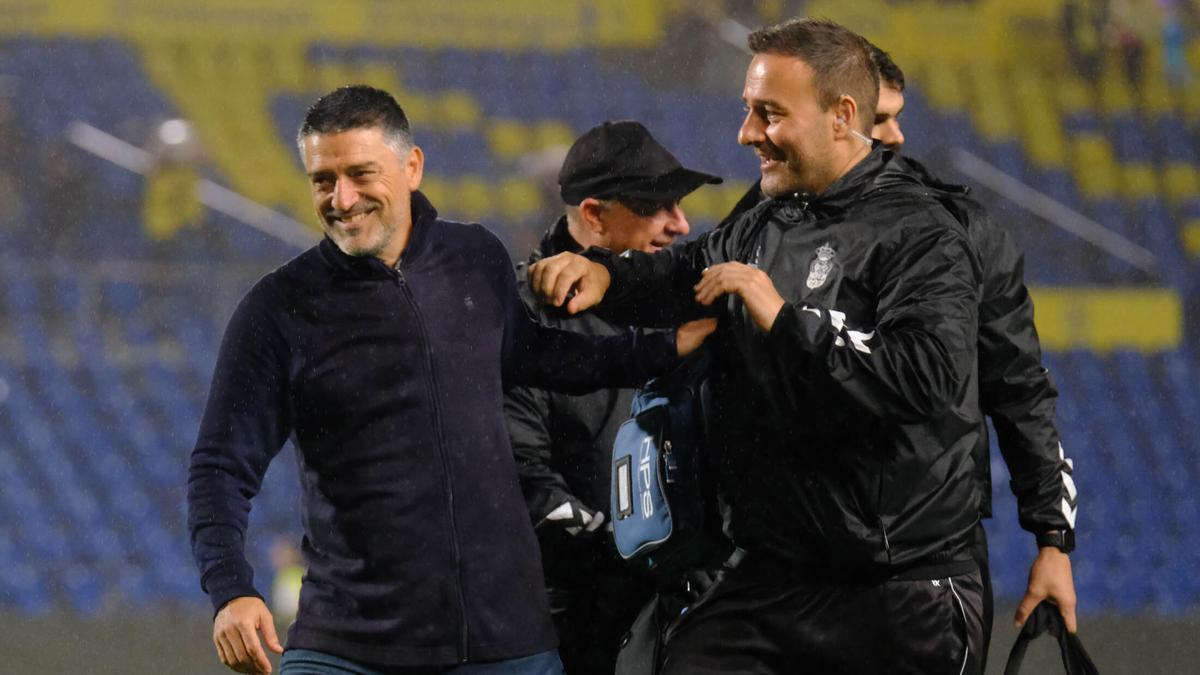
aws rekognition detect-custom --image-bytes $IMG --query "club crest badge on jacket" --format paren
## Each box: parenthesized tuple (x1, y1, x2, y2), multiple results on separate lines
(806, 244, 836, 289)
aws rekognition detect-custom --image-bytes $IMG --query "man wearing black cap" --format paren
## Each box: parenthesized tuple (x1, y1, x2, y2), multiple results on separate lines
(505, 120, 721, 675)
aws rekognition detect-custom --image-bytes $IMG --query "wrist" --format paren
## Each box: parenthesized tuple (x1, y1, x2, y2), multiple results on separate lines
(1036, 529, 1075, 553)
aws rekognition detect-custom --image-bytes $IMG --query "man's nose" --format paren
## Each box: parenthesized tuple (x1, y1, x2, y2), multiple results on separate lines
(665, 204, 690, 236)
(738, 112, 764, 147)
(332, 178, 359, 212)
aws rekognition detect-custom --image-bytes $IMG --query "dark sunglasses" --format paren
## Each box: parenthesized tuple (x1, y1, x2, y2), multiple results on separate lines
(615, 196, 680, 217)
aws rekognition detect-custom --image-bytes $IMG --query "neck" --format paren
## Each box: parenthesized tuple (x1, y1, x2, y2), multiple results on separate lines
(815, 141, 873, 195)
(377, 223, 412, 268)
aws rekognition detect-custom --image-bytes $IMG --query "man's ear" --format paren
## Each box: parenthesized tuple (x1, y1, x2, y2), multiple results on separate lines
(833, 95, 860, 139)
(405, 145, 425, 191)
(578, 197, 608, 235)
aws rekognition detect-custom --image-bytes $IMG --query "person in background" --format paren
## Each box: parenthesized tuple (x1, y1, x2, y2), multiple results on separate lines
(506, 120, 721, 675)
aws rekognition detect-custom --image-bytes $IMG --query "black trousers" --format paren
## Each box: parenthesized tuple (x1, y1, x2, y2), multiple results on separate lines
(659, 559, 985, 675)
(536, 521, 659, 675)
(971, 522, 994, 673)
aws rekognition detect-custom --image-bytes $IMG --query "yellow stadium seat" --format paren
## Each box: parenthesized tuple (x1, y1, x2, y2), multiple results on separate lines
(1121, 163, 1159, 201)
(532, 121, 577, 151)
(497, 178, 543, 222)
(1055, 76, 1094, 116)
(1183, 219, 1200, 256)
(438, 91, 484, 129)
(456, 176, 494, 222)
(486, 120, 534, 161)
(1071, 135, 1120, 199)
(419, 176, 451, 213)
(1162, 163, 1200, 204)
(680, 188, 714, 223)
(1013, 74, 1068, 169)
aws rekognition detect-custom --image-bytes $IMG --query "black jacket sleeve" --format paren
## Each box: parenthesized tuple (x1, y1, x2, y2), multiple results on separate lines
(497, 237, 678, 393)
(766, 214, 981, 423)
(504, 385, 581, 523)
(974, 213, 1077, 535)
(583, 212, 759, 327)
(187, 281, 291, 614)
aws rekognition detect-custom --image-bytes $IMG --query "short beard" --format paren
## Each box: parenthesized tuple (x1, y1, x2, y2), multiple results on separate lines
(328, 221, 396, 260)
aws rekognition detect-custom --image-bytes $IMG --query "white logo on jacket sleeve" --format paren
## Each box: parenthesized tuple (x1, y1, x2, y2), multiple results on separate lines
(825, 309, 875, 354)
(1058, 442, 1078, 528)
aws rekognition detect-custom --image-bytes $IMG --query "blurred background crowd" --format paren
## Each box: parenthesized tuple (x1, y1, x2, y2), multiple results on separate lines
(0, 0, 1197, 672)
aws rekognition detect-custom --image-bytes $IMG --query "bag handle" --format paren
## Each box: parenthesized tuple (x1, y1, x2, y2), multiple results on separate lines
(1003, 602, 1100, 675)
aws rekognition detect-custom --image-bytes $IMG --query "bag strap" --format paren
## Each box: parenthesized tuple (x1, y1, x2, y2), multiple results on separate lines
(1003, 602, 1100, 675)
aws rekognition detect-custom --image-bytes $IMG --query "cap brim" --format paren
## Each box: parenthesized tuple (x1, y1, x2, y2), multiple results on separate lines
(615, 167, 723, 201)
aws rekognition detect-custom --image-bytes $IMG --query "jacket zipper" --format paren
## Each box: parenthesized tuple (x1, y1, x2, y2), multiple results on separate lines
(393, 261, 471, 661)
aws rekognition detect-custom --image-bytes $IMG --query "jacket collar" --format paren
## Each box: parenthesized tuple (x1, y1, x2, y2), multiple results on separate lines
(527, 215, 584, 266)
(318, 190, 440, 278)
(767, 143, 924, 217)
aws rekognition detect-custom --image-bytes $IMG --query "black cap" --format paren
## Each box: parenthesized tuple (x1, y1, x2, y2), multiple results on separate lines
(558, 120, 722, 205)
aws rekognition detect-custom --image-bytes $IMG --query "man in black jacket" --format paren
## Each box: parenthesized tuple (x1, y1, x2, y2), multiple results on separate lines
(867, 43, 1080, 670)
(188, 86, 714, 675)
(531, 19, 987, 673)
(708, 42, 1082, 672)
(505, 120, 721, 675)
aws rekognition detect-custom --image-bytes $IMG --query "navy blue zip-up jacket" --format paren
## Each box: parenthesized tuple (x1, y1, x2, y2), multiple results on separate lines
(187, 192, 677, 667)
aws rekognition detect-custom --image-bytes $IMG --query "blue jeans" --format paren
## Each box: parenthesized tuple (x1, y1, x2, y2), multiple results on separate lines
(280, 648, 565, 675)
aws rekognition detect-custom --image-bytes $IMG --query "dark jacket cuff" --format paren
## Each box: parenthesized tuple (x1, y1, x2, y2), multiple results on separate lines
(635, 329, 678, 381)
(202, 558, 262, 616)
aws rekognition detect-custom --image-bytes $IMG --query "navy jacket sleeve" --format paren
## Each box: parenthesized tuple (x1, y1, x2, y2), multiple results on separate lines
(974, 215, 1077, 535)
(766, 214, 980, 423)
(187, 280, 291, 614)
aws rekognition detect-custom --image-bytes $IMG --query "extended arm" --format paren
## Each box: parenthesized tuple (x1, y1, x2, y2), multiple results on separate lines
(188, 285, 290, 672)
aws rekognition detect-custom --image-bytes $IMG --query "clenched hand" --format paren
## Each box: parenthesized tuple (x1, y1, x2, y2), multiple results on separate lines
(1014, 548, 1077, 633)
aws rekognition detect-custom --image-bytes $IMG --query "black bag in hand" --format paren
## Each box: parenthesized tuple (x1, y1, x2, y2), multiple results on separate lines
(1004, 602, 1099, 675)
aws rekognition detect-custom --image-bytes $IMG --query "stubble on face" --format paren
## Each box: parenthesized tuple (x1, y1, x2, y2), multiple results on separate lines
(302, 127, 418, 266)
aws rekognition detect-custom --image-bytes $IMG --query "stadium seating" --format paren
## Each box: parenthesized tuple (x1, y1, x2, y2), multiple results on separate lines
(0, 0, 1197, 618)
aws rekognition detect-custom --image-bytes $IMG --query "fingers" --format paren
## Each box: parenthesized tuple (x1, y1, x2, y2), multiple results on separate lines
(260, 608, 284, 655)
(1059, 598, 1078, 634)
(529, 254, 584, 307)
(215, 633, 231, 669)
(1013, 590, 1043, 629)
(221, 628, 251, 671)
(676, 318, 719, 357)
(694, 263, 757, 306)
(234, 620, 273, 674)
(551, 267, 579, 308)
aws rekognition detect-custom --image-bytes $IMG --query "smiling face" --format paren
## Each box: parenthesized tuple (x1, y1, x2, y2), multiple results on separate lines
(301, 126, 424, 266)
(738, 53, 843, 198)
(583, 196, 691, 254)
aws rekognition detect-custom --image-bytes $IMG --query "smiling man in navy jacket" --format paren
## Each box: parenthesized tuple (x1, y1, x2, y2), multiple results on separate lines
(187, 85, 713, 675)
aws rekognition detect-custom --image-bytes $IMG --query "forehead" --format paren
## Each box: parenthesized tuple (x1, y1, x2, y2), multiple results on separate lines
(302, 127, 394, 170)
(743, 53, 818, 104)
(877, 85, 904, 116)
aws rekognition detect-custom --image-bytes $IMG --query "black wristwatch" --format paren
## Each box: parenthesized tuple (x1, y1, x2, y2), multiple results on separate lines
(1036, 529, 1075, 553)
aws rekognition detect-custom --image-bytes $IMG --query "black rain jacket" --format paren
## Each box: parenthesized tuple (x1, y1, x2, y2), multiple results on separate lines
(585, 146, 984, 576)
